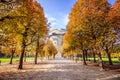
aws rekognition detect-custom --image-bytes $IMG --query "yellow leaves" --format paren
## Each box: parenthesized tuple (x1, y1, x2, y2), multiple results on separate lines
(0, 1, 19, 19)
(108, 0, 120, 28)
(0, 0, 48, 57)
(62, 0, 114, 56)
(111, 53, 120, 57)
(43, 40, 57, 56)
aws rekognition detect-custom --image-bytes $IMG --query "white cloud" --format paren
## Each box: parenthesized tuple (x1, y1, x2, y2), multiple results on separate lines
(63, 14, 69, 26)
(45, 14, 58, 29)
(45, 14, 69, 30)
(45, 14, 56, 22)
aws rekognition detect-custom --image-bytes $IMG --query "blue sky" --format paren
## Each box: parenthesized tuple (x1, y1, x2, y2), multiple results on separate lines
(37, 0, 115, 30)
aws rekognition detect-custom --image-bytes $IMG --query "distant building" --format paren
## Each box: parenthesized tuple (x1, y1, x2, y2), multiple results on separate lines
(48, 29, 66, 57)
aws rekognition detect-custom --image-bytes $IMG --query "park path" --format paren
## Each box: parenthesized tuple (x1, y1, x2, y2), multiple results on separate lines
(0, 58, 120, 80)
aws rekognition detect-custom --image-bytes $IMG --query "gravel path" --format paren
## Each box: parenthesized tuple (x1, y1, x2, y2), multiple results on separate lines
(0, 59, 120, 80)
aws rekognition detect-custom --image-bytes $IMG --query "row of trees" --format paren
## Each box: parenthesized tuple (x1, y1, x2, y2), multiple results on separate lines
(0, 0, 57, 69)
(62, 0, 120, 69)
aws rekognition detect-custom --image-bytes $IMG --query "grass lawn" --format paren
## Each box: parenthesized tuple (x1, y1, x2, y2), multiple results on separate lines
(88, 57, 120, 63)
(0, 57, 34, 63)
(78, 57, 120, 63)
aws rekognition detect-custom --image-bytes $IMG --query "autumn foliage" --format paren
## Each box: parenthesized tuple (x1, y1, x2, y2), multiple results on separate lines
(62, 0, 120, 69)
(0, 0, 48, 69)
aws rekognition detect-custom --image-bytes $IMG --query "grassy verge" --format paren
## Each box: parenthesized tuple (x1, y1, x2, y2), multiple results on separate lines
(0, 57, 34, 63)
(78, 57, 120, 63)
(88, 58, 119, 63)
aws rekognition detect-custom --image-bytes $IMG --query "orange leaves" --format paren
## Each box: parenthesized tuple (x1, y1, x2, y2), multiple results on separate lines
(108, 0, 120, 28)
(43, 40, 58, 56)
(62, 0, 114, 55)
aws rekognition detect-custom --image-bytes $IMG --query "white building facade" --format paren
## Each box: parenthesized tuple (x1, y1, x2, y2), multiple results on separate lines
(49, 29, 66, 58)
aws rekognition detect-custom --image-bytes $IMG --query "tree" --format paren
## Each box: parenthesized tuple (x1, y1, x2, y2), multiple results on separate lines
(0, 0, 48, 69)
(43, 40, 58, 59)
(108, 0, 120, 29)
(104, 0, 120, 65)
(34, 39, 45, 64)
(63, 0, 111, 69)
(0, 31, 18, 64)
(17, 0, 48, 69)
(33, 1, 48, 64)
(0, 0, 22, 21)
(108, 0, 120, 45)
(7, 35, 17, 64)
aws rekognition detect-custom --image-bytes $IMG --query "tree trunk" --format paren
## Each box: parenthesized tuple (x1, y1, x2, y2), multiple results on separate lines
(9, 49, 15, 64)
(0, 46, 1, 53)
(24, 53, 26, 62)
(69, 55, 71, 60)
(85, 49, 88, 61)
(34, 39, 39, 64)
(53, 55, 55, 59)
(106, 47, 113, 65)
(98, 52, 104, 70)
(82, 50, 87, 65)
(93, 52, 96, 63)
(48, 56, 50, 60)
(18, 36, 26, 69)
(34, 52, 38, 64)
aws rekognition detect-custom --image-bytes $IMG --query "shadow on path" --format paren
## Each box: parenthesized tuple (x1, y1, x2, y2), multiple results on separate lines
(0, 59, 120, 80)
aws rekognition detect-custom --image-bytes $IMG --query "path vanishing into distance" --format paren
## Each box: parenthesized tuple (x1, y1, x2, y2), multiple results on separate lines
(0, 58, 120, 80)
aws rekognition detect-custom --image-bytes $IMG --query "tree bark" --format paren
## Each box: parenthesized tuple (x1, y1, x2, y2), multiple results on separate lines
(24, 53, 26, 62)
(53, 55, 55, 59)
(9, 49, 15, 64)
(106, 47, 113, 65)
(48, 56, 50, 60)
(93, 52, 96, 63)
(34, 39, 39, 64)
(0, 46, 1, 54)
(98, 52, 104, 70)
(34, 52, 38, 64)
(82, 50, 87, 65)
(18, 35, 26, 69)
(85, 49, 88, 61)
